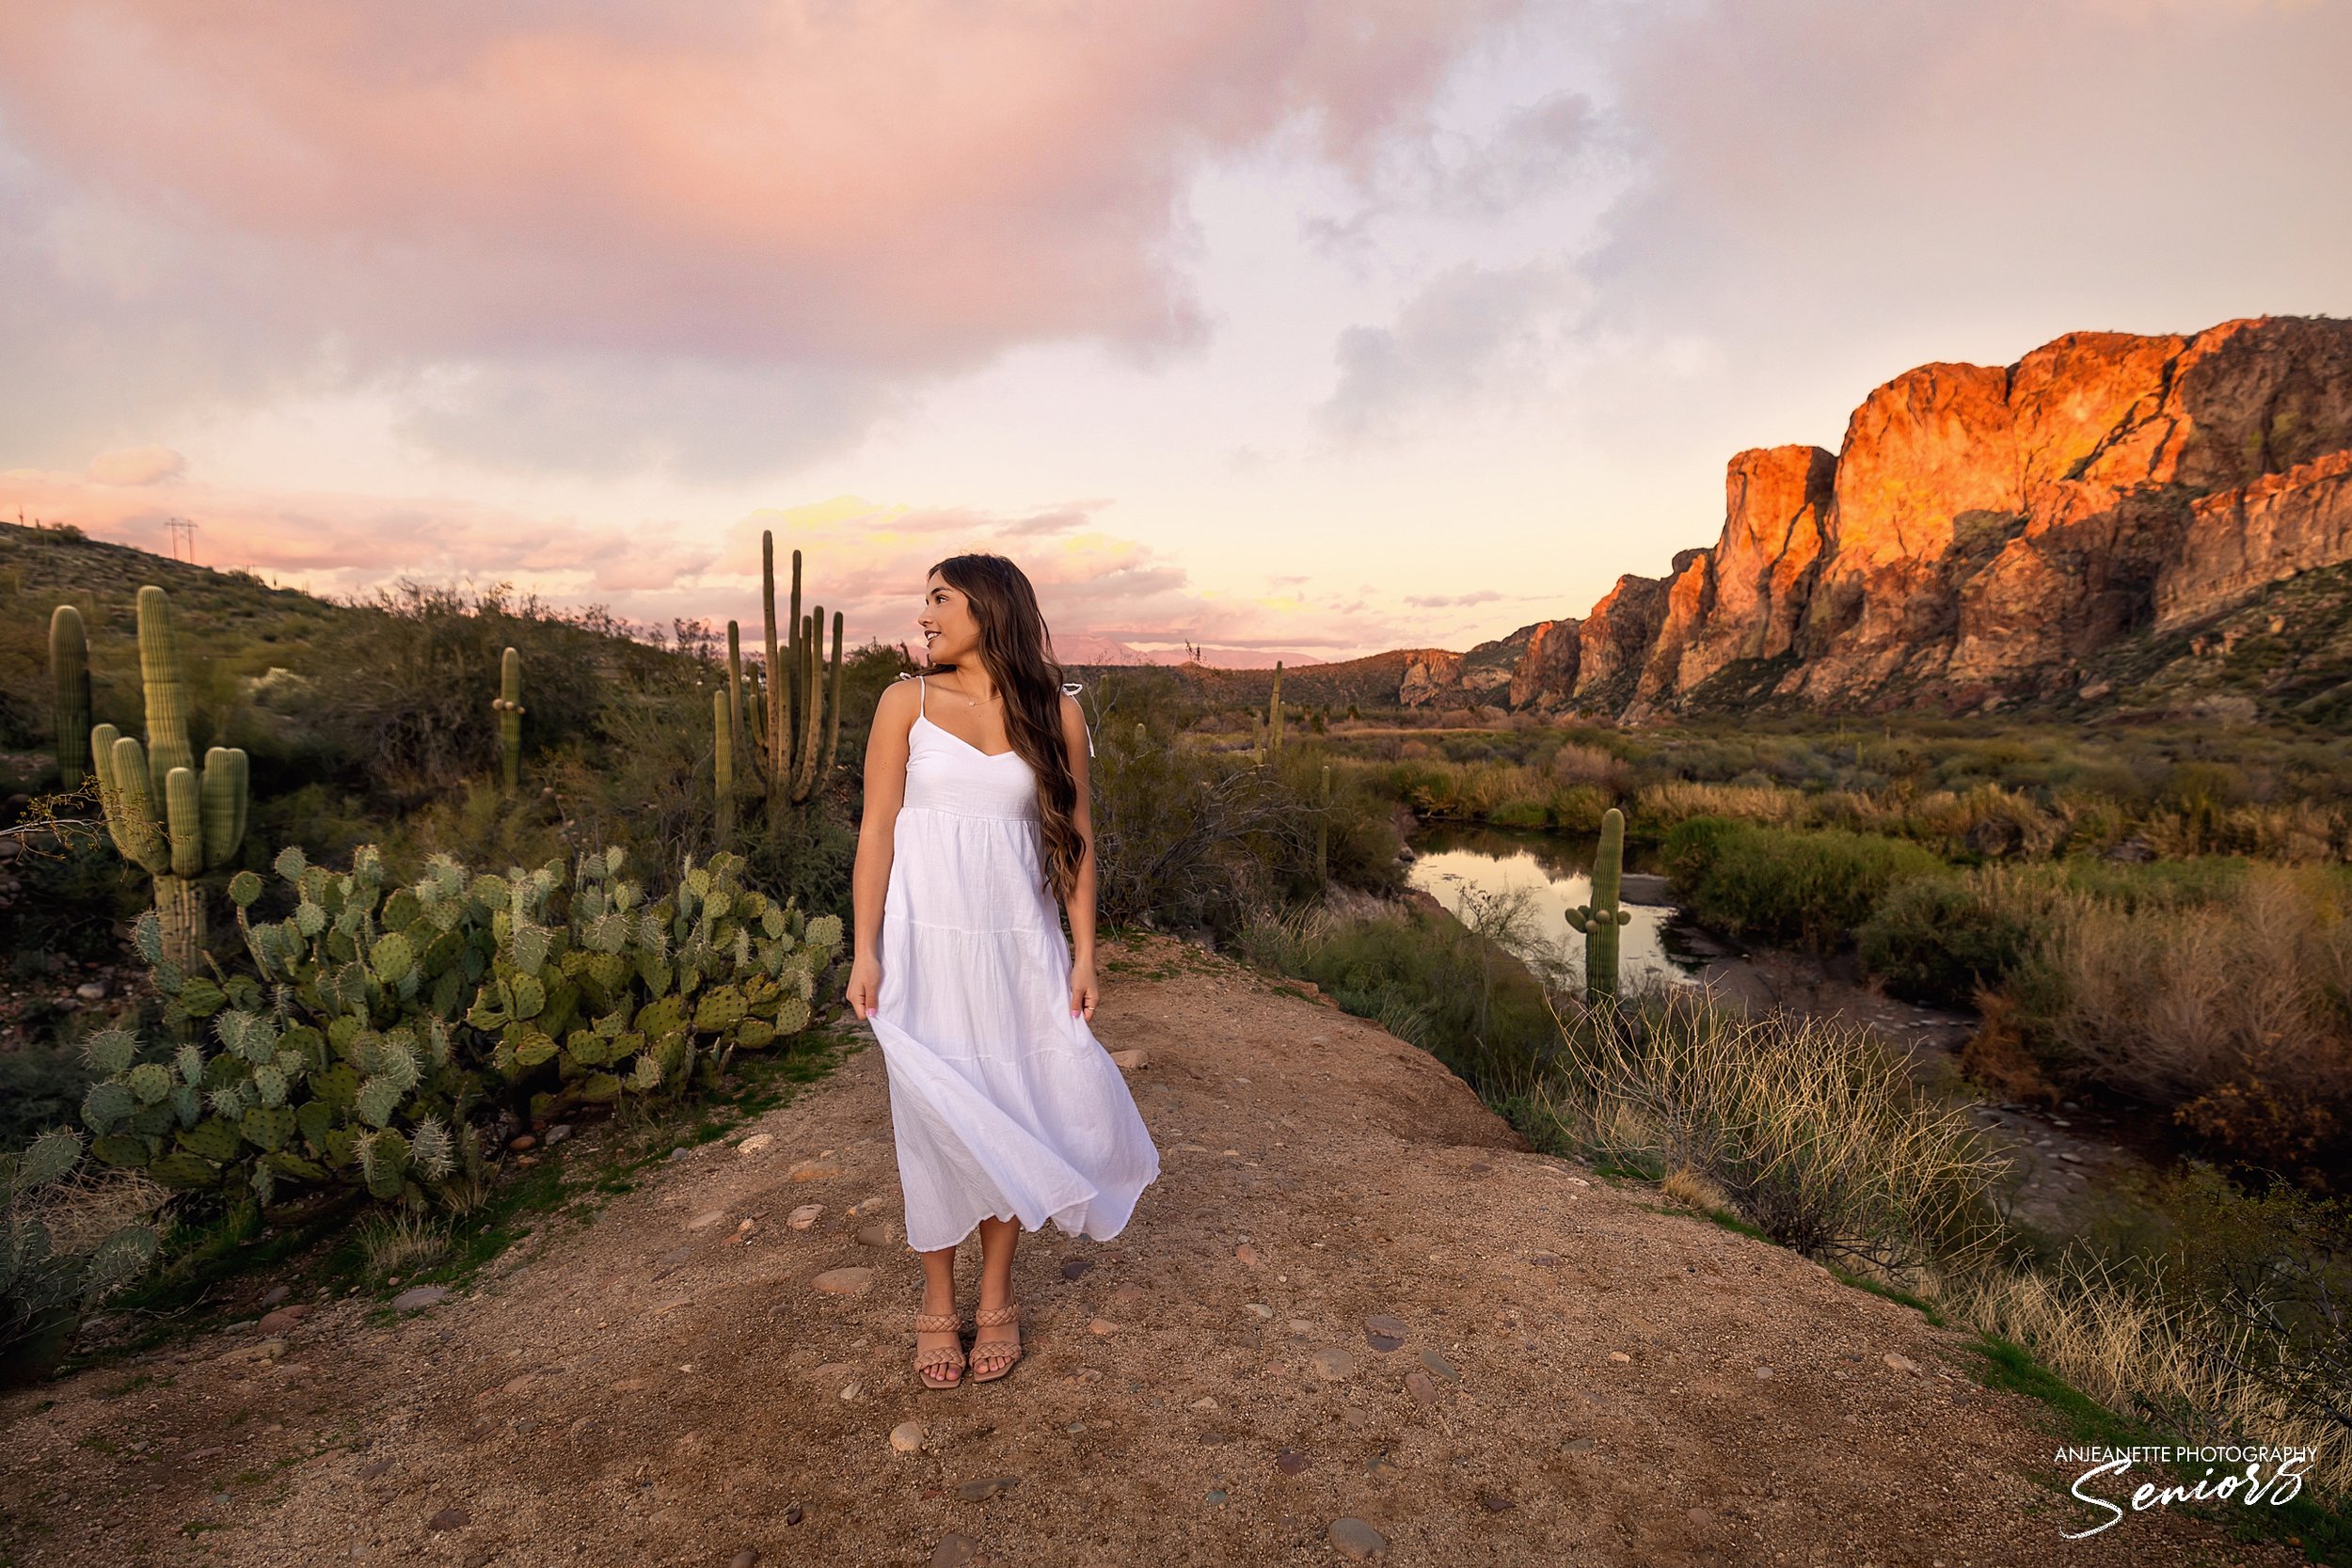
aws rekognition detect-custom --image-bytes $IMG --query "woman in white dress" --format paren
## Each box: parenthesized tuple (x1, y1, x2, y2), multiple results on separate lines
(845, 552, 1162, 1390)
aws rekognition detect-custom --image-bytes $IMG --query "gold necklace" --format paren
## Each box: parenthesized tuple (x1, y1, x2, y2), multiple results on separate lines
(946, 672, 999, 708)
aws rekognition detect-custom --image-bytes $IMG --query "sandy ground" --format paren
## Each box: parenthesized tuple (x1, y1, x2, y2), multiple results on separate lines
(0, 933, 2305, 1567)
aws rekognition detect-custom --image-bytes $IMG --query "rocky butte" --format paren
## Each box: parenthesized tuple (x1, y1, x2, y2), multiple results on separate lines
(1420, 315, 2352, 721)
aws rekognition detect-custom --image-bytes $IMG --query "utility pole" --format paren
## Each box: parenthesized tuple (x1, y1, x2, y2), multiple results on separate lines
(164, 516, 199, 562)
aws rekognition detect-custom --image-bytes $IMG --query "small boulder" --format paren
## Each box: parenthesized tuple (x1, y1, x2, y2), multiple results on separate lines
(1310, 1347, 1358, 1382)
(787, 1204, 824, 1230)
(811, 1268, 873, 1296)
(390, 1285, 449, 1312)
(739, 1133, 776, 1156)
(1328, 1517, 1388, 1560)
(890, 1421, 925, 1453)
(955, 1475, 1020, 1502)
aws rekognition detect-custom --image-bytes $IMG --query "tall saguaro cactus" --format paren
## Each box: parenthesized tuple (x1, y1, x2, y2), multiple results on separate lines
(1268, 660, 1284, 755)
(762, 534, 785, 792)
(87, 586, 249, 969)
(493, 646, 525, 794)
(1565, 806, 1633, 1003)
(49, 605, 90, 787)
(712, 689, 736, 845)
(788, 609, 844, 804)
(726, 530, 847, 821)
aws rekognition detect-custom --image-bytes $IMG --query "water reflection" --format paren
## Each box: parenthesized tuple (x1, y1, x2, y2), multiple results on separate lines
(1405, 822, 1704, 991)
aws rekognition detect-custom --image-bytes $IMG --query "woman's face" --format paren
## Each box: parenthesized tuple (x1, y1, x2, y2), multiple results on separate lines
(919, 573, 982, 666)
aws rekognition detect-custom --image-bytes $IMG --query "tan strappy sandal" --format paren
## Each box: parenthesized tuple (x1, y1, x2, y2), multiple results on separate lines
(913, 1311, 969, 1390)
(968, 1302, 1024, 1384)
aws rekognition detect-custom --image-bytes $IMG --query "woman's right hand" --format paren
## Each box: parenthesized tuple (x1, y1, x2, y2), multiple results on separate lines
(846, 952, 882, 1022)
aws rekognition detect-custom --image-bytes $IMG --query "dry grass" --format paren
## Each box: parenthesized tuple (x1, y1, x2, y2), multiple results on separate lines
(356, 1208, 453, 1281)
(1636, 780, 1807, 827)
(2022, 863, 2352, 1172)
(16, 1165, 169, 1257)
(1931, 1253, 2352, 1498)
(1537, 982, 2008, 1282)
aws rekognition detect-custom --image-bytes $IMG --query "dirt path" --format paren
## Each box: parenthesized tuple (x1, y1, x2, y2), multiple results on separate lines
(0, 934, 2301, 1567)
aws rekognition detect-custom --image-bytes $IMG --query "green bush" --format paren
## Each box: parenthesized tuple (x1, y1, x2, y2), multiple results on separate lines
(1856, 870, 2042, 1008)
(76, 843, 843, 1212)
(1660, 816, 1944, 952)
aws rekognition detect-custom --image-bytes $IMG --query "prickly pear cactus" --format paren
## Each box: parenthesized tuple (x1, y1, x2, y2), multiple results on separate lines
(83, 839, 844, 1212)
(1565, 806, 1633, 1002)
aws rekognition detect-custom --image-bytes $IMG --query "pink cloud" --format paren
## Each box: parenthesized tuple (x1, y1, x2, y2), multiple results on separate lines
(0, 3, 1519, 372)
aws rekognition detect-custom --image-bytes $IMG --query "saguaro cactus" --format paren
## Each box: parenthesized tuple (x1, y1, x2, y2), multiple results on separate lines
(493, 646, 525, 793)
(762, 534, 785, 791)
(712, 689, 736, 845)
(1268, 660, 1284, 755)
(725, 620, 747, 770)
(817, 610, 846, 782)
(735, 531, 847, 814)
(88, 586, 249, 969)
(50, 605, 90, 787)
(1565, 806, 1633, 1003)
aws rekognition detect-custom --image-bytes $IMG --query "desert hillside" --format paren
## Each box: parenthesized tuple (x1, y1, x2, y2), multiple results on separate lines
(0, 936, 2298, 1566)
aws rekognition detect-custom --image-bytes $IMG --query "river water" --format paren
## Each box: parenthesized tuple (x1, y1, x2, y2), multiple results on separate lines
(1403, 822, 1706, 993)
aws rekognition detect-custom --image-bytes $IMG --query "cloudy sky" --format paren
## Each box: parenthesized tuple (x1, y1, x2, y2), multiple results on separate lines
(4, 0, 2347, 662)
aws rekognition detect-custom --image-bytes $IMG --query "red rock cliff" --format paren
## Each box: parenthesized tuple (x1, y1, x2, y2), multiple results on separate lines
(1423, 314, 2352, 720)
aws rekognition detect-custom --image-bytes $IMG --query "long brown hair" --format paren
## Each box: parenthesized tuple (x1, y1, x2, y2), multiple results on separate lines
(924, 553, 1086, 901)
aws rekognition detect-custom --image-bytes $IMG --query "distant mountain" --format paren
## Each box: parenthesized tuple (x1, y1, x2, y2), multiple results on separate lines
(1051, 633, 1324, 670)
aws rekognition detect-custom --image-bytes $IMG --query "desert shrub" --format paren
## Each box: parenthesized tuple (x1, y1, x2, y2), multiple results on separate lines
(1091, 723, 1400, 937)
(1659, 816, 1944, 953)
(1995, 863, 2352, 1185)
(296, 583, 614, 798)
(2, 1131, 165, 1385)
(75, 843, 843, 1215)
(1856, 865, 2048, 1007)
(1232, 895, 1557, 1097)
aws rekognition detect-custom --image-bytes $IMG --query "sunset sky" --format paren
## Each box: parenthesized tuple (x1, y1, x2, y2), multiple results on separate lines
(4, 2, 2348, 663)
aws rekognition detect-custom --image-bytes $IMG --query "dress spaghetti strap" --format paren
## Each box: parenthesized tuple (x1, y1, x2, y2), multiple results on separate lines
(918, 674, 927, 717)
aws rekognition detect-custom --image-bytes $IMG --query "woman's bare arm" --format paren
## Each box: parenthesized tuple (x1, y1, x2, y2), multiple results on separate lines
(846, 679, 918, 1021)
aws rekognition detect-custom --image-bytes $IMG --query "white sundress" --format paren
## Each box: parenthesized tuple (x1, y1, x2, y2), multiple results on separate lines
(868, 673, 1162, 1253)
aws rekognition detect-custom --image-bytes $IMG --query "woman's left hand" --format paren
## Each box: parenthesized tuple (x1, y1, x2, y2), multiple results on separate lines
(1069, 959, 1098, 1022)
